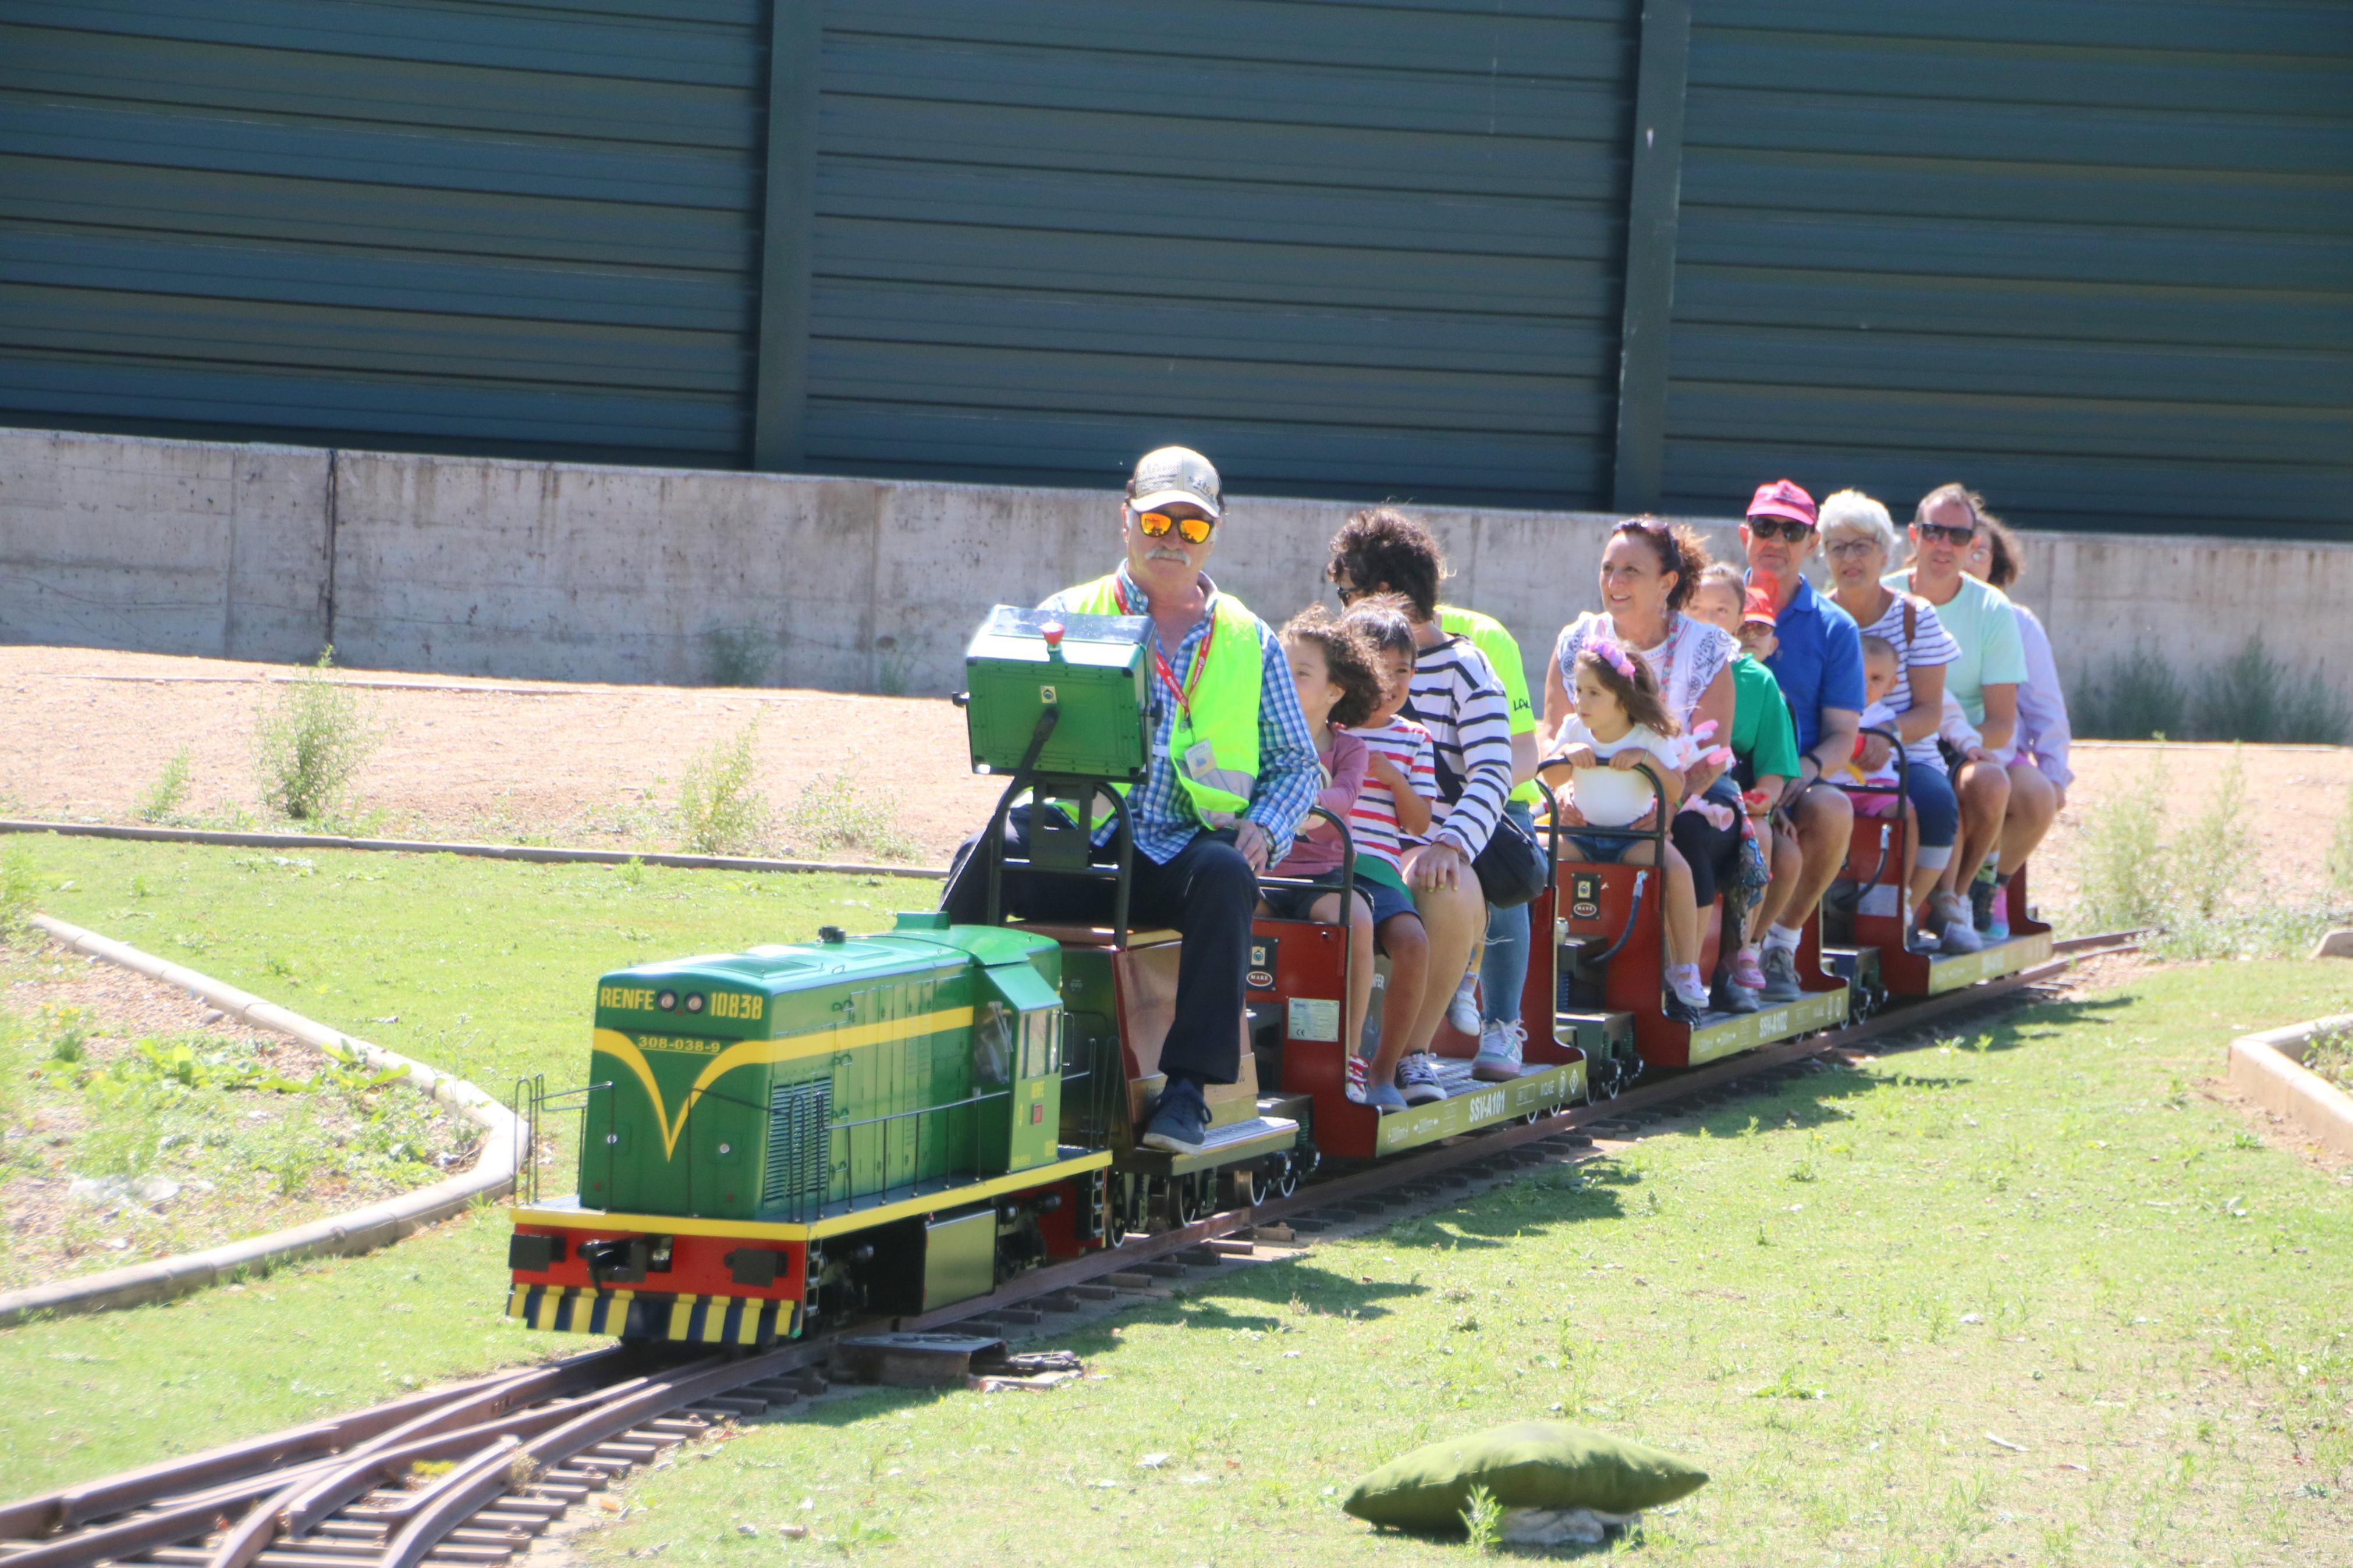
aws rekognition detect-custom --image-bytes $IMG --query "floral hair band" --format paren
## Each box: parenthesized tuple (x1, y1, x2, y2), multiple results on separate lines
(1584, 637, 1639, 684)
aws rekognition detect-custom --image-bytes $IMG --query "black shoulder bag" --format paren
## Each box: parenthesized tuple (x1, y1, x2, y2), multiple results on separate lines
(1418, 634, 1549, 910)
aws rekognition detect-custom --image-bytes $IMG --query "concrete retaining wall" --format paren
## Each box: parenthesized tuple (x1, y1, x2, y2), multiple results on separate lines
(6, 426, 2350, 703)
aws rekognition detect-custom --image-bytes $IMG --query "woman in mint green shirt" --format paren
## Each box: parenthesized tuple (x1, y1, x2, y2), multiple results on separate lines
(1886, 485, 2058, 942)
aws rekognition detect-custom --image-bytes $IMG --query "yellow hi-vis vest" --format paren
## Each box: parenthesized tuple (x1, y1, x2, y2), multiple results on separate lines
(1064, 573, 1264, 823)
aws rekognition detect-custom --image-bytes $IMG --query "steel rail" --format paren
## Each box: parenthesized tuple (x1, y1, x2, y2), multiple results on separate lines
(1, 934, 2130, 1568)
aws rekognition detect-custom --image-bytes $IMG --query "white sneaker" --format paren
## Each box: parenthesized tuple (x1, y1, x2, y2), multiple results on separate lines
(1397, 1054, 1448, 1105)
(1472, 1019, 1527, 1082)
(1670, 975, 1713, 1014)
(1345, 1053, 1368, 1105)
(1445, 973, 1482, 1036)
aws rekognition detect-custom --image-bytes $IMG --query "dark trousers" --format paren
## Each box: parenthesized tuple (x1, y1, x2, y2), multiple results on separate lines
(1670, 776, 1745, 910)
(941, 810, 1254, 1085)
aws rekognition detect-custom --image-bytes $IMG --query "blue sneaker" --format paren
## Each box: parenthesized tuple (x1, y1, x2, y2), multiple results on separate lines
(1140, 1078, 1210, 1156)
(1364, 1080, 1408, 1115)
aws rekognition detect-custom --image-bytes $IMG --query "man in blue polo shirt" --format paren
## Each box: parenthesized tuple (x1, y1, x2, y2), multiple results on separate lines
(1741, 479, 1861, 1001)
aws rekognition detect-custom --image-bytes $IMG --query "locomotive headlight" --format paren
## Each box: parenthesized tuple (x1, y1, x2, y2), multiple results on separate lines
(656, 990, 677, 1011)
(684, 993, 705, 1014)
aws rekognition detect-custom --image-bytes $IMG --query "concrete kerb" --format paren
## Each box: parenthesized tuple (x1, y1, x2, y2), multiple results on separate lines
(2227, 1013, 2353, 1160)
(0, 819, 949, 880)
(0, 914, 529, 1328)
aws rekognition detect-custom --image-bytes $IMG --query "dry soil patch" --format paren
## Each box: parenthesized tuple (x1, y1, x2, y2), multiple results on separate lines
(6, 648, 2351, 909)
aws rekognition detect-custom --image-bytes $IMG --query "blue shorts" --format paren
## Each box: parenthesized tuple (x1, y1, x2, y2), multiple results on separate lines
(1261, 869, 1417, 929)
(1561, 831, 1645, 865)
(1904, 758, 1960, 851)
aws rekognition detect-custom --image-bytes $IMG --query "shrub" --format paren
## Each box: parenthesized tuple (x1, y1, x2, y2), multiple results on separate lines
(706, 628, 772, 688)
(675, 720, 771, 856)
(0, 841, 36, 936)
(2329, 783, 2353, 902)
(2075, 750, 2171, 933)
(785, 773, 915, 862)
(2169, 745, 2253, 926)
(135, 746, 194, 823)
(2187, 638, 2349, 745)
(253, 649, 376, 822)
(2072, 639, 2348, 744)
(2072, 648, 2186, 741)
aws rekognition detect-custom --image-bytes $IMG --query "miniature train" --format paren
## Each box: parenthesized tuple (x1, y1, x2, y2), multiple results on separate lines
(504, 609, 2050, 1346)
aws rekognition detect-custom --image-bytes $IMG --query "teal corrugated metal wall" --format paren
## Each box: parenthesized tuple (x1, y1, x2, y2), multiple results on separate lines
(798, 0, 1641, 506)
(1, 1, 2347, 538)
(1663, 1, 2353, 539)
(0, 0, 768, 465)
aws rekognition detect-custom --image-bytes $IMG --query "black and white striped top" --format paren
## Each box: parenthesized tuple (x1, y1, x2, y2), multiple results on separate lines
(1406, 635, 1516, 859)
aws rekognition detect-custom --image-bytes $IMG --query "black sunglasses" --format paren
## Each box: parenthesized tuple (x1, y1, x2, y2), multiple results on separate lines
(1746, 517, 1815, 543)
(1915, 521, 1977, 545)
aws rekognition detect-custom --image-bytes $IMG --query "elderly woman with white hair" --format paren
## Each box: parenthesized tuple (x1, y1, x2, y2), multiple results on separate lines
(1818, 489, 1985, 954)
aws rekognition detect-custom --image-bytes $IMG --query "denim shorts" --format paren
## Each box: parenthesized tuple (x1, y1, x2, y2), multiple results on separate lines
(1560, 831, 1644, 865)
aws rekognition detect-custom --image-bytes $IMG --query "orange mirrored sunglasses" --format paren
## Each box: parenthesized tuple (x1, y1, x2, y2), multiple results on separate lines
(1135, 509, 1215, 545)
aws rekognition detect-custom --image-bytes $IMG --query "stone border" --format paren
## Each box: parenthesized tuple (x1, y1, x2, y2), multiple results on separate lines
(0, 819, 947, 880)
(2227, 1014, 2353, 1160)
(0, 914, 527, 1328)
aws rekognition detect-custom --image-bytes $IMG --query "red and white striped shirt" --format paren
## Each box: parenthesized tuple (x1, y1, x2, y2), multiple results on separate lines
(1344, 716, 1437, 889)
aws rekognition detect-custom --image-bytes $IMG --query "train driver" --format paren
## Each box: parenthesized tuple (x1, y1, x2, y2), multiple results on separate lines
(940, 446, 1322, 1158)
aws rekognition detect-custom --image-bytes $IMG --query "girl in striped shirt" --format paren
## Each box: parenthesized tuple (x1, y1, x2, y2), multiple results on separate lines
(1339, 602, 1438, 1114)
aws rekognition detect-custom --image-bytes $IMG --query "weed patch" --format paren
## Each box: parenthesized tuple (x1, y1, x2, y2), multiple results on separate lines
(0, 938, 461, 1293)
(134, 747, 193, 823)
(253, 649, 378, 822)
(2071, 745, 2351, 956)
(704, 628, 772, 688)
(674, 720, 771, 856)
(785, 773, 916, 863)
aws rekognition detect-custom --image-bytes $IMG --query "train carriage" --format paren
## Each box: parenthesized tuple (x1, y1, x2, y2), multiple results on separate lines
(498, 606, 2046, 1348)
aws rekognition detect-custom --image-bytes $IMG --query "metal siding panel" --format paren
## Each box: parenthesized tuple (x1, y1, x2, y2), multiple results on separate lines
(803, 0, 1642, 506)
(1665, 6, 2353, 539)
(0, 6, 764, 467)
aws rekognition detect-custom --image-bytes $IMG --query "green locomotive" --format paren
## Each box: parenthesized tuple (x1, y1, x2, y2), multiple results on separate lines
(504, 606, 1297, 1345)
(506, 915, 1120, 1344)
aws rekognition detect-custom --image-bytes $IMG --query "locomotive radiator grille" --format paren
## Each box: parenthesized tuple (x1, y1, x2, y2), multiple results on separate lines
(765, 1078, 831, 1222)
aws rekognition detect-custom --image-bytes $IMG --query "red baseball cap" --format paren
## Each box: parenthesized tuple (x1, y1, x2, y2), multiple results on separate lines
(1741, 585, 1778, 627)
(1747, 479, 1817, 528)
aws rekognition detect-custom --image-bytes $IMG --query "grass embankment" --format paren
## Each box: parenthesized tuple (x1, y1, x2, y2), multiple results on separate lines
(582, 963, 2353, 1568)
(0, 835, 895, 1495)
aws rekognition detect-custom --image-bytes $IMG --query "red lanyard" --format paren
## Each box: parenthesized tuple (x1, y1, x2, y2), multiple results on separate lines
(1116, 577, 1215, 726)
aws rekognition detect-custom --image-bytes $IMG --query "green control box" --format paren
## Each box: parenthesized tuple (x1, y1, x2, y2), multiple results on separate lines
(964, 606, 1153, 781)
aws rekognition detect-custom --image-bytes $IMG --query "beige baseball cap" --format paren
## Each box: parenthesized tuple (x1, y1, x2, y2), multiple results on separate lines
(1126, 446, 1222, 520)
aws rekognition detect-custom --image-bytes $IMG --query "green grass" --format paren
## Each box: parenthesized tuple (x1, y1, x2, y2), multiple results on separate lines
(1, 838, 2347, 1565)
(578, 963, 2352, 1567)
(0, 835, 913, 1494)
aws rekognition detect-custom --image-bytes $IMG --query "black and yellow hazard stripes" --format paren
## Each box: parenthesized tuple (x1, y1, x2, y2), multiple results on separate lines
(504, 1285, 798, 1346)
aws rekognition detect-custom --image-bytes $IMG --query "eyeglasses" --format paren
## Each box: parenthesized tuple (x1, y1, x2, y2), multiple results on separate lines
(1746, 517, 1814, 543)
(1825, 538, 1879, 559)
(1135, 509, 1215, 545)
(1915, 522, 1977, 545)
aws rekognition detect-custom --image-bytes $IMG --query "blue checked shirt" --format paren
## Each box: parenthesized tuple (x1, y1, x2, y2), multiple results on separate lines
(1042, 566, 1321, 866)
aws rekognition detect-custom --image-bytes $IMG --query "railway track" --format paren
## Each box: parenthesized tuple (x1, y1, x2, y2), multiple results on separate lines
(0, 932, 2134, 1568)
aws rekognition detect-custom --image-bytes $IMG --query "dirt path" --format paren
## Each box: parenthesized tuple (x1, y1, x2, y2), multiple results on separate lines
(8, 646, 2352, 912)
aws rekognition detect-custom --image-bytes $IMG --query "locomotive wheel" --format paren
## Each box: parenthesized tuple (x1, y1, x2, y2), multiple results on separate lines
(1270, 1154, 1300, 1199)
(1172, 1175, 1205, 1227)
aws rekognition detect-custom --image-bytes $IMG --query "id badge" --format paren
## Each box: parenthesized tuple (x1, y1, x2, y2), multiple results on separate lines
(1181, 739, 1218, 780)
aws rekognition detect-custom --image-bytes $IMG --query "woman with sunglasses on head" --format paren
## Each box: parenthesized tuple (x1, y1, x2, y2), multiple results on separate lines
(1965, 514, 2073, 816)
(1541, 515, 1748, 1021)
(1886, 483, 2056, 943)
(1816, 489, 1979, 955)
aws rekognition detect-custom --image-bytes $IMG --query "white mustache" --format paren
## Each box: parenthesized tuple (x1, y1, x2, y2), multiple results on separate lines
(1146, 547, 1191, 563)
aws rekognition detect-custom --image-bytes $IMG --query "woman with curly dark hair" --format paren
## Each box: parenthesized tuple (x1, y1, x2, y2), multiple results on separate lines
(1324, 507, 1511, 1103)
(1541, 515, 1747, 1021)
